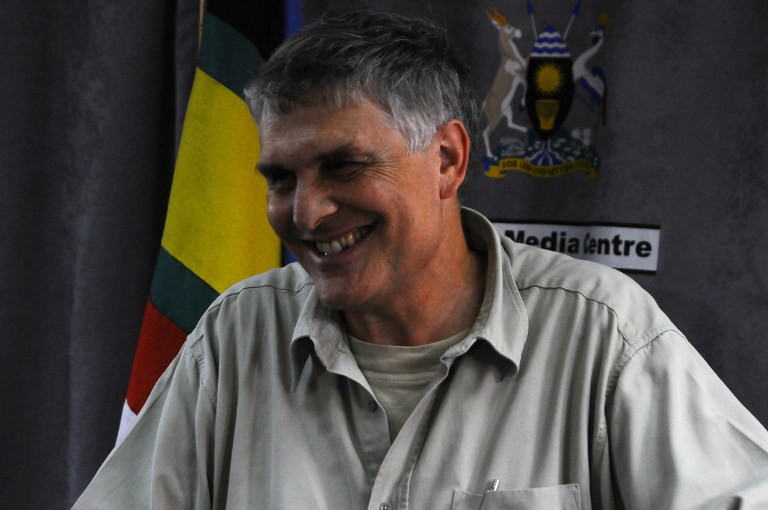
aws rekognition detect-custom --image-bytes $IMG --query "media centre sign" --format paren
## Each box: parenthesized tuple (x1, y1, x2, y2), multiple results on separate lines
(494, 221, 661, 273)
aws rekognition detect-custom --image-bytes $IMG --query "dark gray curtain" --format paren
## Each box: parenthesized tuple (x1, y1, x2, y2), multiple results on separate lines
(0, 1, 198, 507)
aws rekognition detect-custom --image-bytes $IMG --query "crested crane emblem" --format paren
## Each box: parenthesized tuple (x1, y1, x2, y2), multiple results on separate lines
(481, 1, 608, 179)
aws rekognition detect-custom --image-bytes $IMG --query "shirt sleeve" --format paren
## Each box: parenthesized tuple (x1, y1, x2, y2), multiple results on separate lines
(603, 330, 768, 508)
(72, 338, 216, 510)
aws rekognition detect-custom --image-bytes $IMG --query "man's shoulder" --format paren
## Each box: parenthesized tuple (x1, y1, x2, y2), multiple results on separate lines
(506, 238, 639, 296)
(185, 263, 315, 358)
(226, 263, 313, 295)
(503, 239, 676, 345)
(205, 263, 314, 316)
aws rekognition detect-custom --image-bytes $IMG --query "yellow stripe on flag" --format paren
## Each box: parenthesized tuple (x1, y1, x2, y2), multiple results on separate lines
(162, 68, 279, 293)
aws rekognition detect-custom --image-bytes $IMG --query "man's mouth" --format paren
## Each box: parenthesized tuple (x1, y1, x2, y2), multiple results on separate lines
(315, 226, 371, 256)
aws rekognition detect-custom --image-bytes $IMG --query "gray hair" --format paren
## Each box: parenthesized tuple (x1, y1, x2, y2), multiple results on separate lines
(244, 10, 478, 153)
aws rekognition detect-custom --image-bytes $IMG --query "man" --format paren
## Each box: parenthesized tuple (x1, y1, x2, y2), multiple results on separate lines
(74, 10, 768, 509)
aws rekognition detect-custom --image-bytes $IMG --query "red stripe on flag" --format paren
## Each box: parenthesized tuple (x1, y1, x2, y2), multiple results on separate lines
(126, 299, 188, 413)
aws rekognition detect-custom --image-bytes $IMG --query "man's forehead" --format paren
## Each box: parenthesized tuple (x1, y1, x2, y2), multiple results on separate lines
(256, 100, 399, 167)
(258, 107, 364, 149)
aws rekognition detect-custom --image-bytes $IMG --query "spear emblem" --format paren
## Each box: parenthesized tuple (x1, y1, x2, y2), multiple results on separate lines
(527, 0, 537, 39)
(563, 0, 581, 40)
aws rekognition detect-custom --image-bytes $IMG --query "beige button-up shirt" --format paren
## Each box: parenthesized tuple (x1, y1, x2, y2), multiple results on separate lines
(74, 208, 768, 509)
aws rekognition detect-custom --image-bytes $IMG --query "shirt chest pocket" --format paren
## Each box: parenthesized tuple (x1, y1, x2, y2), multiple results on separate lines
(450, 483, 581, 510)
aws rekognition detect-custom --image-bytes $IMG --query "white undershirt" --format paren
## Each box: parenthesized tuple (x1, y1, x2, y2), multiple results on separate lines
(348, 330, 468, 442)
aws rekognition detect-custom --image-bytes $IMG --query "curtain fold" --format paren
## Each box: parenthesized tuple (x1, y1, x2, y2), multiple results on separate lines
(0, 1, 199, 507)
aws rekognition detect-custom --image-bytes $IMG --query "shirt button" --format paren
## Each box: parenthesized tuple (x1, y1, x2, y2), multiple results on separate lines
(367, 400, 378, 412)
(379, 503, 391, 510)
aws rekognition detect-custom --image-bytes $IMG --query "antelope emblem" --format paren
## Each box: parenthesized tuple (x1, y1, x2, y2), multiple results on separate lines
(481, 7, 528, 158)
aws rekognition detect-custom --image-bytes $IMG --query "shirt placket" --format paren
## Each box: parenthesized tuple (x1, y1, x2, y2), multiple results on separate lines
(347, 380, 392, 486)
(365, 362, 455, 510)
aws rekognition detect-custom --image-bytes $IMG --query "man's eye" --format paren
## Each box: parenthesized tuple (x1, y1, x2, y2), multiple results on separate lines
(263, 171, 295, 191)
(323, 161, 366, 180)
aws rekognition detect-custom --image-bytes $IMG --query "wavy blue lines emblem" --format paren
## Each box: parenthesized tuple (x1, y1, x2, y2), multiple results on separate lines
(530, 25, 571, 58)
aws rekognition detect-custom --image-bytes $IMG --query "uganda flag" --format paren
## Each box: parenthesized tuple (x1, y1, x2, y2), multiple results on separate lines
(117, 1, 299, 441)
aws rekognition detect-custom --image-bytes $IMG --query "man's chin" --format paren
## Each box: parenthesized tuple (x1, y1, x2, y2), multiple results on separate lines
(315, 292, 357, 312)
(313, 283, 368, 312)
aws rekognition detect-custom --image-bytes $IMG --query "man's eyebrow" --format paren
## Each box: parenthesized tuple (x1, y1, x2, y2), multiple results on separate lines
(257, 143, 373, 175)
(322, 143, 363, 158)
(255, 162, 286, 176)
(319, 144, 379, 165)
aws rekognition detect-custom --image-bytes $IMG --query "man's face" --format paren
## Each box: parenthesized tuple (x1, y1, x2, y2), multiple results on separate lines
(257, 99, 448, 314)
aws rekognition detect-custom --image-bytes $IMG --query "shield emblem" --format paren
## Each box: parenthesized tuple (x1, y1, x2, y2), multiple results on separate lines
(525, 25, 574, 140)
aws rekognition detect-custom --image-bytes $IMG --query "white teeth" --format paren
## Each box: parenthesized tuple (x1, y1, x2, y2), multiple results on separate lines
(315, 227, 369, 256)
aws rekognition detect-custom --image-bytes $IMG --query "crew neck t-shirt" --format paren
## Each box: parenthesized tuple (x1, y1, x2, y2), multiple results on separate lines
(348, 331, 468, 441)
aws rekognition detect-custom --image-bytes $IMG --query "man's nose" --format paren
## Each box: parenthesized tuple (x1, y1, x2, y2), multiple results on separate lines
(292, 178, 338, 232)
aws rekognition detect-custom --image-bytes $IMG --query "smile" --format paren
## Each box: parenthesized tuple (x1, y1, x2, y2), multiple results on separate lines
(315, 227, 371, 256)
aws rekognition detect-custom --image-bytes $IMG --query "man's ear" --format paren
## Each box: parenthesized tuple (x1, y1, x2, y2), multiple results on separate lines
(437, 120, 470, 199)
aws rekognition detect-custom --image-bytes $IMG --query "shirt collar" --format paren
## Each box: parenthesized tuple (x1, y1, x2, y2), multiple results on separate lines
(445, 208, 528, 371)
(289, 290, 360, 391)
(289, 207, 529, 390)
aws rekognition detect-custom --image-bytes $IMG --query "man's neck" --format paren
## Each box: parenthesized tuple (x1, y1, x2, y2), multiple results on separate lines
(342, 231, 487, 347)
